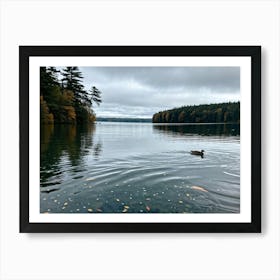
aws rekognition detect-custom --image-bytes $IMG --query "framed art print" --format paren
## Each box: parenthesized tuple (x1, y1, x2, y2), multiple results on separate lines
(19, 46, 261, 233)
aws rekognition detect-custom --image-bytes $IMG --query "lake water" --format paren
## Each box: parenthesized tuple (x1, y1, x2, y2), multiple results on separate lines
(40, 122, 240, 213)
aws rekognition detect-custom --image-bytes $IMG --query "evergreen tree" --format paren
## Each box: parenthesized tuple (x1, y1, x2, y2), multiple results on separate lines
(40, 67, 59, 97)
(61, 67, 86, 105)
(152, 102, 240, 124)
(88, 86, 102, 106)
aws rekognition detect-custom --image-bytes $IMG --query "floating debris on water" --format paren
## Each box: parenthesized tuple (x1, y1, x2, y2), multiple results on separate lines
(116, 198, 120, 202)
(64, 202, 68, 206)
(85, 177, 95, 181)
(96, 208, 103, 212)
(191, 186, 208, 192)
(178, 201, 183, 204)
(124, 205, 130, 209)
(122, 208, 128, 213)
(146, 206, 151, 211)
(87, 208, 93, 212)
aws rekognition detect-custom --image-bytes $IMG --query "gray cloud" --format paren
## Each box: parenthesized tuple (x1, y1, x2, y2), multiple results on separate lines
(79, 66, 240, 118)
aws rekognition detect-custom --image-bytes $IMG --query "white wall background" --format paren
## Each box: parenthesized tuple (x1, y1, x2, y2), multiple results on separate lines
(0, 0, 279, 279)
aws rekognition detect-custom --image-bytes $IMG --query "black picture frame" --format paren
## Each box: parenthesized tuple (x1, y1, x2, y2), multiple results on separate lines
(19, 46, 261, 233)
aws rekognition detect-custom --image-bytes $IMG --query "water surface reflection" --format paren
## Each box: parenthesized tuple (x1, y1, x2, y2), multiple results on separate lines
(40, 124, 102, 186)
(40, 122, 240, 214)
(153, 123, 240, 137)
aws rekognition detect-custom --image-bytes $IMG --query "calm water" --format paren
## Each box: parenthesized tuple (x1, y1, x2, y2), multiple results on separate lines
(40, 122, 240, 213)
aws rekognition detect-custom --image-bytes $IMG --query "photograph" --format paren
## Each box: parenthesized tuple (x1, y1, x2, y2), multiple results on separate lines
(20, 46, 261, 232)
(40, 66, 241, 214)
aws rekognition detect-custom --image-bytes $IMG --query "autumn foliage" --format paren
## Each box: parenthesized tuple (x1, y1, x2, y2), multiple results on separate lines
(40, 67, 101, 124)
(152, 102, 240, 123)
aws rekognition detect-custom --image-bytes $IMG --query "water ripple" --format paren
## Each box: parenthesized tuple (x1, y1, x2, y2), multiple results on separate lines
(40, 123, 240, 214)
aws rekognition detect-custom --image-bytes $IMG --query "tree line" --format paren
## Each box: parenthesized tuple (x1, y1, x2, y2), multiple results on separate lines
(152, 102, 240, 123)
(40, 67, 102, 124)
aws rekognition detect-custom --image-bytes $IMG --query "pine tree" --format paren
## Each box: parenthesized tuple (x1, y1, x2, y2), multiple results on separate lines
(61, 67, 85, 105)
(88, 86, 102, 106)
(40, 67, 59, 97)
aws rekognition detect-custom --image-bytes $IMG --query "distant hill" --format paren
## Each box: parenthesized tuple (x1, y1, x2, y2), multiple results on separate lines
(152, 102, 240, 123)
(96, 117, 152, 123)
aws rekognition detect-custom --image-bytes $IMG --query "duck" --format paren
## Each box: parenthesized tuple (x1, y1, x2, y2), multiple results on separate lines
(190, 150, 205, 157)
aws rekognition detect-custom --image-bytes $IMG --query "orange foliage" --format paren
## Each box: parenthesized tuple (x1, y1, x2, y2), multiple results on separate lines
(40, 96, 54, 124)
(63, 105, 76, 123)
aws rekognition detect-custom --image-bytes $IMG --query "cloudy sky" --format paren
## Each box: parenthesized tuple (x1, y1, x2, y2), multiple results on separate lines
(80, 66, 240, 119)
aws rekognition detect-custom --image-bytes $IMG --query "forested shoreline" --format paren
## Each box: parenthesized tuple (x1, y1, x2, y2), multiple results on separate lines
(40, 67, 102, 124)
(152, 102, 240, 123)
